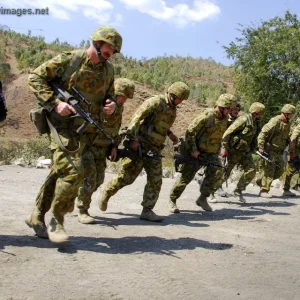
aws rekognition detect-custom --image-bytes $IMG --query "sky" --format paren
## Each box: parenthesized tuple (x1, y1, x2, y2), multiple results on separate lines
(0, 0, 300, 66)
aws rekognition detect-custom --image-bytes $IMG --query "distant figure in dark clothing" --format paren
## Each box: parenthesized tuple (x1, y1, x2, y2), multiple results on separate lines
(0, 81, 7, 122)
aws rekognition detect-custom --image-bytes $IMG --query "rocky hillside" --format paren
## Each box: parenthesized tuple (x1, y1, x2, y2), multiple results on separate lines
(0, 28, 234, 140)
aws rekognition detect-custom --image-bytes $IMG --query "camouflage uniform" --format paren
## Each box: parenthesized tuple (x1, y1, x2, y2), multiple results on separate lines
(221, 103, 265, 198)
(76, 78, 135, 223)
(26, 26, 122, 242)
(99, 82, 190, 221)
(169, 94, 235, 211)
(257, 104, 295, 195)
(282, 122, 300, 195)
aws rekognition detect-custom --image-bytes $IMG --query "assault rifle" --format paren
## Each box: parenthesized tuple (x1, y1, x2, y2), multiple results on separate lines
(255, 150, 280, 168)
(49, 81, 114, 142)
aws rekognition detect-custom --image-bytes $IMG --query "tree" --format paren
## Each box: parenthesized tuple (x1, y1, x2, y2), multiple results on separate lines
(224, 11, 300, 122)
(79, 39, 85, 48)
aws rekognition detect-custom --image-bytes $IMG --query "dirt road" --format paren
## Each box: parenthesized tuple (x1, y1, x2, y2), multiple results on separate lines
(1, 165, 300, 300)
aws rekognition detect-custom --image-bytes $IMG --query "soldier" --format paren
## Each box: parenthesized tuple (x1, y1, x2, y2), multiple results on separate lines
(282, 121, 300, 197)
(257, 104, 295, 198)
(98, 82, 190, 222)
(26, 26, 122, 243)
(212, 99, 242, 199)
(217, 102, 265, 202)
(76, 78, 135, 224)
(169, 93, 235, 213)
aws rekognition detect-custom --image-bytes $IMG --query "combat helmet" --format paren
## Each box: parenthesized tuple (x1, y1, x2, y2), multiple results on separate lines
(281, 104, 296, 114)
(90, 26, 122, 53)
(115, 78, 135, 99)
(216, 93, 236, 108)
(249, 102, 265, 114)
(168, 82, 190, 100)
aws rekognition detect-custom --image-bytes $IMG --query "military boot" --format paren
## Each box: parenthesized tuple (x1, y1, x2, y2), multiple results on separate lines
(78, 209, 95, 224)
(98, 191, 110, 212)
(140, 207, 164, 222)
(169, 200, 180, 213)
(233, 190, 246, 203)
(196, 194, 213, 211)
(259, 190, 272, 198)
(208, 193, 218, 203)
(47, 215, 69, 243)
(282, 190, 296, 197)
(25, 207, 48, 239)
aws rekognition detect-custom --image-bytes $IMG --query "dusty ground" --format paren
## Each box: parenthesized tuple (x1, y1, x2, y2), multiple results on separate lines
(1, 165, 300, 300)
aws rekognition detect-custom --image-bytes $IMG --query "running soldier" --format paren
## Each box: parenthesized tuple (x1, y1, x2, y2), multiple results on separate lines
(169, 93, 236, 213)
(257, 104, 295, 198)
(98, 82, 190, 222)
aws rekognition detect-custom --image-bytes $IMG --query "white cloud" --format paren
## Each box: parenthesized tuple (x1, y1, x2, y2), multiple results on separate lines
(0, 0, 120, 23)
(119, 0, 221, 27)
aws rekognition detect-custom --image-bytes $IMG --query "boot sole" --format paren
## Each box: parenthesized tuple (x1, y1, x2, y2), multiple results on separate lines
(25, 216, 49, 239)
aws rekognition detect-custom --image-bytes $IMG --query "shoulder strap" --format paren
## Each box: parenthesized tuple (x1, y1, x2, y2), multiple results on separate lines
(61, 49, 86, 84)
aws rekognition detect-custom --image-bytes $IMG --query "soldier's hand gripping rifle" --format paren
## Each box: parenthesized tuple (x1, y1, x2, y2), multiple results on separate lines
(49, 81, 114, 143)
(255, 150, 280, 168)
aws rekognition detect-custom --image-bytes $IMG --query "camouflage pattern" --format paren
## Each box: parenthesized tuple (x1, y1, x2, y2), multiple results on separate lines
(115, 78, 135, 99)
(281, 104, 296, 114)
(90, 26, 122, 53)
(257, 115, 291, 192)
(101, 93, 177, 209)
(167, 82, 190, 100)
(170, 108, 228, 201)
(216, 93, 236, 108)
(217, 113, 261, 192)
(170, 152, 224, 199)
(249, 102, 266, 114)
(283, 123, 300, 191)
(185, 108, 228, 154)
(28, 50, 115, 219)
(34, 148, 84, 216)
(227, 114, 238, 127)
(103, 156, 163, 208)
(77, 144, 107, 210)
(127, 94, 177, 149)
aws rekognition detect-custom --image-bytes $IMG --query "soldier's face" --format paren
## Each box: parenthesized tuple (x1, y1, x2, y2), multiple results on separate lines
(223, 107, 230, 116)
(230, 107, 240, 118)
(116, 95, 127, 105)
(174, 97, 184, 106)
(100, 43, 115, 59)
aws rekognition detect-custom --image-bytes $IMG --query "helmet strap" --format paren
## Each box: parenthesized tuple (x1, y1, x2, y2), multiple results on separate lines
(168, 93, 176, 106)
(93, 41, 106, 62)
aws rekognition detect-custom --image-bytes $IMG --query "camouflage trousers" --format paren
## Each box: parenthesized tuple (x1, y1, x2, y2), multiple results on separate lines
(103, 156, 163, 209)
(33, 132, 93, 217)
(282, 158, 300, 191)
(170, 152, 223, 201)
(34, 148, 83, 217)
(77, 145, 107, 210)
(214, 151, 256, 192)
(258, 151, 284, 192)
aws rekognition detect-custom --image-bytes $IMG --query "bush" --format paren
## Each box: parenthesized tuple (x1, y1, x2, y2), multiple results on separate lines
(0, 137, 51, 165)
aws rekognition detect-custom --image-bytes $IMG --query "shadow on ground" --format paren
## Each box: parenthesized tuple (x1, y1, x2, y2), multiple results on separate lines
(0, 234, 232, 256)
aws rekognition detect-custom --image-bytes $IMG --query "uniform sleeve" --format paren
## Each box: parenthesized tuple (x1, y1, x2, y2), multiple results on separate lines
(126, 97, 161, 139)
(28, 52, 73, 112)
(221, 116, 246, 150)
(289, 124, 300, 153)
(185, 113, 209, 153)
(257, 117, 278, 150)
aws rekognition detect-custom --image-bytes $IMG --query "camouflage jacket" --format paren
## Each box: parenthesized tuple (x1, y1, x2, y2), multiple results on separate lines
(222, 113, 260, 153)
(93, 104, 124, 148)
(185, 108, 228, 154)
(257, 115, 291, 152)
(126, 94, 176, 149)
(289, 123, 300, 154)
(28, 49, 114, 132)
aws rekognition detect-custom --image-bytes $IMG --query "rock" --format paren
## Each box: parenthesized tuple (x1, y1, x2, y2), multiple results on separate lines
(36, 158, 52, 169)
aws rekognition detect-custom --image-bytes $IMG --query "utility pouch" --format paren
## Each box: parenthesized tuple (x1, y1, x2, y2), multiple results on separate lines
(29, 106, 50, 135)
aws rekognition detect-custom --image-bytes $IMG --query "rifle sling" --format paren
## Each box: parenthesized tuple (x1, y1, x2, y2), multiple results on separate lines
(46, 116, 81, 155)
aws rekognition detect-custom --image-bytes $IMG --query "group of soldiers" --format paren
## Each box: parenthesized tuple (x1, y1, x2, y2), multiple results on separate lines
(25, 25, 299, 245)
